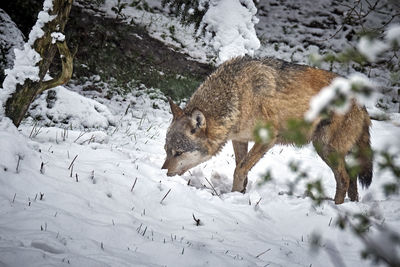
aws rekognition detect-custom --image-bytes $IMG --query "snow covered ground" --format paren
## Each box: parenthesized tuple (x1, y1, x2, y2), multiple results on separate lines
(0, 84, 399, 267)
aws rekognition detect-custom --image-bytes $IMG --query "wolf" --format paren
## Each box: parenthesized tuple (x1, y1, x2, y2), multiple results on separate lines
(162, 56, 372, 204)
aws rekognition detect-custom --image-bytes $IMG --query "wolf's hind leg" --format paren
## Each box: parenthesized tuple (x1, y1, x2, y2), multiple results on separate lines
(313, 143, 350, 204)
(348, 174, 359, 202)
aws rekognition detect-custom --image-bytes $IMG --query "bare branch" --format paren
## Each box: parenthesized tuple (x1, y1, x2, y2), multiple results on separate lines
(40, 40, 73, 93)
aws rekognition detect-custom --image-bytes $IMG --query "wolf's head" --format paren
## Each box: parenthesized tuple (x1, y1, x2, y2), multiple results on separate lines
(162, 98, 212, 176)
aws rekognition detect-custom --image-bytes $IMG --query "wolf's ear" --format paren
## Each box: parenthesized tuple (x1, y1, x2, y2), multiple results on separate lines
(191, 109, 206, 131)
(168, 97, 183, 119)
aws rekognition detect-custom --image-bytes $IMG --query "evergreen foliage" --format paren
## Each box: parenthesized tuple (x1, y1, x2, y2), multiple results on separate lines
(162, 0, 208, 32)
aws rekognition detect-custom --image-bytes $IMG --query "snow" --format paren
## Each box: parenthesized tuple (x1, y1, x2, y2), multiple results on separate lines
(0, 86, 399, 266)
(50, 32, 65, 44)
(0, 118, 38, 173)
(198, 0, 260, 64)
(357, 37, 388, 62)
(257, 128, 270, 143)
(29, 86, 115, 129)
(386, 24, 400, 45)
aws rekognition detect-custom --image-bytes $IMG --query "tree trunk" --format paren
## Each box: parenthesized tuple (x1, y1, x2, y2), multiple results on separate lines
(5, 0, 74, 127)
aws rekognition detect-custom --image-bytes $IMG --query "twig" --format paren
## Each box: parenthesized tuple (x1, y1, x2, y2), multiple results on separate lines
(29, 122, 37, 138)
(68, 155, 78, 170)
(256, 248, 271, 258)
(131, 177, 138, 192)
(16, 155, 22, 173)
(255, 197, 262, 208)
(40, 162, 45, 174)
(136, 223, 143, 233)
(12, 193, 16, 203)
(142, 226, 147, 236)
(192, 213, 201, 226)
(160, 188, 171, 204)
(73, 132, 86, 143)
(29, 122, 42, 138)
(124, 103, 131, 115)
(81, 135, 96, 144)
(61, 128, 68, 141)
(204, 177, 219, 197)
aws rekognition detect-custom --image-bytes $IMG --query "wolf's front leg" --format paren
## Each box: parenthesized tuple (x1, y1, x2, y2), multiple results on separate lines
(231, 142, 275, 193)
(232, 141, 248, 192)
(232, 168, 248, 193)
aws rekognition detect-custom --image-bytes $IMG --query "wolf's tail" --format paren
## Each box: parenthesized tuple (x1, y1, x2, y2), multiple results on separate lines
(357, 121, 373, 188)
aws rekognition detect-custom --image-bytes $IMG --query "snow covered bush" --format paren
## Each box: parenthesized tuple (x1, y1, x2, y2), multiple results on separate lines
(29, 86, 116, 129)
(163, 0, 260, 64)
(198, 0, 260, 64)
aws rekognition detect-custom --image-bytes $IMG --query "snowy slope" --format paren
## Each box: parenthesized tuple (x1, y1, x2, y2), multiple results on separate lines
(0, 85, 399, 267)
(98, 0, 399, 113)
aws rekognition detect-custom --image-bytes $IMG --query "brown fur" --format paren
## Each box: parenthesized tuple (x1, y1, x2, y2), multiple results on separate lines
(162, 57, 373, 204)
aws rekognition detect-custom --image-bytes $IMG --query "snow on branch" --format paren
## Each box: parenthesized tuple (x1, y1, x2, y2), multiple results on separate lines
(0, 0, 56, 116)
(357, 24, 400, 62)
(51, 32, 65, 44)
(305, 74, 373, 122)
(28, 0, 56, 46)
(386, 24, 400, 47)
(357, 38, 388, 62)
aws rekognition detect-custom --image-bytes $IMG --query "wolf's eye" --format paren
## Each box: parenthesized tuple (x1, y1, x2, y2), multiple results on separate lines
(174, 151, 183, 157)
